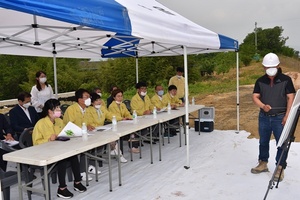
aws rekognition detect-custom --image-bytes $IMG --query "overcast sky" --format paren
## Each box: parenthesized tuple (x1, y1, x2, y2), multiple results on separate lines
(158, 0, 300, 52)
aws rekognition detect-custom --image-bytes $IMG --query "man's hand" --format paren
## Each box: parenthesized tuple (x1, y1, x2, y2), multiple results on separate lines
(262, 104, 272, 112)
(4, 133, 14, 141)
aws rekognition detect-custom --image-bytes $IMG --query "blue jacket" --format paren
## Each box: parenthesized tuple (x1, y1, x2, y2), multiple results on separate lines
(0, 114, 13, 140)
(9, 105, 39, 134)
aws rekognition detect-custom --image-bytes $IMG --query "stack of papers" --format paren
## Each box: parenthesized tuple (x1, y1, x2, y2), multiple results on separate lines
(58, 121, 82, 137)
(2, 140, 19, 146)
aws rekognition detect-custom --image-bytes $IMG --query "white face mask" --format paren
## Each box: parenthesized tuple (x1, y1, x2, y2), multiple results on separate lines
(84, 98, 91, 106)
(157, 90, 164, 96)
(23, 102, 31, 109)
(140, 91, 147, 96)
(266, 68, 278, 77)
(39, 77, 47, 83)
(94, 105, 101, 109)
(97, 93, 102, 97)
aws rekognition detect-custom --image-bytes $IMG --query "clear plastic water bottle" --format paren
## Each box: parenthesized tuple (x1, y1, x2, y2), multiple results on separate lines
(82, 122, 88, 141)
(167, 102, 171, 114)
(132, 110, 138, 124)
(112, 115, 117, 131)
(192, 97, 195, 105)
(153, 106, 157, 119)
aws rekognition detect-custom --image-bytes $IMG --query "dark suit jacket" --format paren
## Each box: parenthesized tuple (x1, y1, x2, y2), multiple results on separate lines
(9, 105, 39, 134)
(0, 114, 13, 140)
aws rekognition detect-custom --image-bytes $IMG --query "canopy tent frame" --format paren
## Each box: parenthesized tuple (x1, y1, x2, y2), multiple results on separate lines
(0, 0, 240, 170)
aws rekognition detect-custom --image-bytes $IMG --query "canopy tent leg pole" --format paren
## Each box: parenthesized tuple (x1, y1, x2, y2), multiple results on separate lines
(135, 58, 139, 83)
(183, 45, 190, 169)
(52, 43, 58, 98)
(236, 51, 240, 133)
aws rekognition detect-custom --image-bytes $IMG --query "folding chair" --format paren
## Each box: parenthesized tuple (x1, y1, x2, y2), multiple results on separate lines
(0, 168, 18, 200)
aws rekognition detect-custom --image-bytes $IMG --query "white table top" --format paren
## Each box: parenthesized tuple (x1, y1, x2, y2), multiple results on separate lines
(103, 115, 160, 137)
(155, 105, 204, 123)
(3, 131, 119, 166)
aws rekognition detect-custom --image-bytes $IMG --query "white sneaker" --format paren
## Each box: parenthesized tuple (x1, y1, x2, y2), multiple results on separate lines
(119, 156, 128, 163)
(80, 172, 92, 181)
(110, 149, 117, 156)
(88, 165, 101, 175)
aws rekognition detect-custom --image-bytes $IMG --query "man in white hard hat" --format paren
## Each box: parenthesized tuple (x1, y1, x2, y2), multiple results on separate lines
(251, 53, 295, 182)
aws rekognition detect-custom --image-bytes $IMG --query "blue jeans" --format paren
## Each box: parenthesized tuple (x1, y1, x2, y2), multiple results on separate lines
(258, 112, 287, 168)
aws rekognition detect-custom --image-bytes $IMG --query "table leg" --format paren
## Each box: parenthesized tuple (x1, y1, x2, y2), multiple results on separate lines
(108, 144, 112, 192)
(17, 163, 23, 200)
(159, 123, 162, 161)
(150, 126, 153, 164)
(118, 139, 122, 186)
(43, 166, 50, 200)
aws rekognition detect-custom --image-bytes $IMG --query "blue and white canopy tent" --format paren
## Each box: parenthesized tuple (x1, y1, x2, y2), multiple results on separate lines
(0, 0, 239, 168)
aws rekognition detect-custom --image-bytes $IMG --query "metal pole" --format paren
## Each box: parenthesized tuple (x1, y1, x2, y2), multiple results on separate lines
(183, 45, 190, 169)
(236, 52, 240, 133)
(135, 58, 139, 83)
(255, 22, 257, 51)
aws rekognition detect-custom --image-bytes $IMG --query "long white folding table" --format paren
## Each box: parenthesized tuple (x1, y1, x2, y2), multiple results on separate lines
(3, 131, 119, 200)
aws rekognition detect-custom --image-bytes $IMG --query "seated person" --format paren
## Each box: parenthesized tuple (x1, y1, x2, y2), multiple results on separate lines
(0, 114, 15, 171)
(93, 87, 107, 108)
(130, 82, 154, 116)
(108, 89, 139, 154)
(131, 82, 159, 142)
(162, 85, 185, 136)
(87, 93, 127, 162)
(63, 88, 100, 181)
(32, 99, 87, 199)
(151, 85, 165, 110)
(9, 92, 39, 139)
(162, 85, 185, 108)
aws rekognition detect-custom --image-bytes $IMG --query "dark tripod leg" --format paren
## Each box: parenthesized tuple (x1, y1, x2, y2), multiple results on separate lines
(263, 107, 300, 200)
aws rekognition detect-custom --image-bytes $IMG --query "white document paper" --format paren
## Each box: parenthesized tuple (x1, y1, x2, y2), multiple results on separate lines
(58, 121, 82, 137)
(2, 140, 19, 146)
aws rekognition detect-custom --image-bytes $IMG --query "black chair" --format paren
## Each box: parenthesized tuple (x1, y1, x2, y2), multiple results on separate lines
(123, 100, 131, 113)
(60, 104, 70, 116)
(0, 168, 18, 200)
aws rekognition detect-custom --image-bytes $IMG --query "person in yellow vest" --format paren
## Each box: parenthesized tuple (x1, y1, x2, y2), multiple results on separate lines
(169, 67, 185, 103)
(87, 92, 128, 162)
(109, 89, 140, 153)
(32, 99, 86, 199)
(63, 88, 92, 130)
(131, 82, 158, 144)
(162, 85, 185, 136)
(93, 87, 107, 109)
(151, 85, 165, 110)
(130, 82, 154, 116)
(63, 88, 99, 181)
(162, 85, 185, 108)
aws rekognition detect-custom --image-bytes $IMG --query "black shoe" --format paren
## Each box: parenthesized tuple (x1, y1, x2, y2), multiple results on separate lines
(74, 182, 87, 193)
(57, 188, 74, 199)
(153, 138, 160, 142)
(143, 140, 156, 144)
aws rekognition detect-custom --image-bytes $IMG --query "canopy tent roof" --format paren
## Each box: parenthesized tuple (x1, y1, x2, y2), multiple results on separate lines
(0, 0, 238, 59)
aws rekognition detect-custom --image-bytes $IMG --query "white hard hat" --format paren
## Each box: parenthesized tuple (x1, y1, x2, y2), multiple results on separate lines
(262, 53, 280, 67)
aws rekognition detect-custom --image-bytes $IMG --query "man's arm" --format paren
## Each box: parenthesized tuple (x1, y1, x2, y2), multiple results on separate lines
(252, 93, 271, 112)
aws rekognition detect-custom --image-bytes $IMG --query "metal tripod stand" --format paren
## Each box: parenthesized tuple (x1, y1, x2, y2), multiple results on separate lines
(263, 107, 300, 200)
